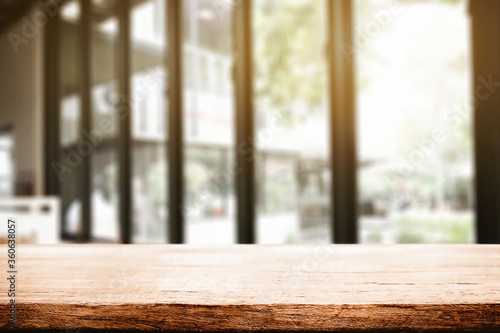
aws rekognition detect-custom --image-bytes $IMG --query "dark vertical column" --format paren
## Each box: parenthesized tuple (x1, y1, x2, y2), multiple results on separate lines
(327, 0, 358, 243)
(470, 0, 500, 243)
(233, 0, 255, 244)
(44, 4, 60, 198)
(80, 0, 92, 242)
(167, 0, 184, 243)
(118, 0, 132, 244)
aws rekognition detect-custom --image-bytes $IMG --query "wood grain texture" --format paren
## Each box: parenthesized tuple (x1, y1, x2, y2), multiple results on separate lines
(1, 245, 499, 331)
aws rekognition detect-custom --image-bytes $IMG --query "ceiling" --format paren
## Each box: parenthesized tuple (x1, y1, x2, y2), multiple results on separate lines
(0, 0, 36, 33)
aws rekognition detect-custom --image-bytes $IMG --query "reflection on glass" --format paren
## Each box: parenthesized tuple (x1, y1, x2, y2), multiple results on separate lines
(131, 0, 168, 243)
(91, 0, 119, 241)
(183, 0, 235, 244)
(60, 0, 82, 237)
(355, 0, 473, 243)
(254, 0, 330, 244)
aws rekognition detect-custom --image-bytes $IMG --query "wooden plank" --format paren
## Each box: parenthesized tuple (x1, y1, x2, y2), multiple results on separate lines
(1, 245, 499, 331)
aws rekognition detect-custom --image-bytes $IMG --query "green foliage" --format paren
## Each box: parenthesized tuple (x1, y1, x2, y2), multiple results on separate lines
(254, 0, 325, 111)
(394, 212, 473, 243)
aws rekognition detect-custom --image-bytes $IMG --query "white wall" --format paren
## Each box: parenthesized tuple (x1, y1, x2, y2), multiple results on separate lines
(0, 6, 44, 195)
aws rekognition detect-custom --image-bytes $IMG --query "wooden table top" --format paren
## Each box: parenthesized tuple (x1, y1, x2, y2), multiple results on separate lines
(1, 244, 499, 331)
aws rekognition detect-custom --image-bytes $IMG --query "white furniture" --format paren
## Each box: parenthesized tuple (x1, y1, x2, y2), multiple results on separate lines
(0, 197, 60, 244)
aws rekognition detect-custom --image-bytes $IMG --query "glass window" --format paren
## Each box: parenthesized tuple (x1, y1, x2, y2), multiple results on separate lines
(355, 0, 473, 244)
(59, 0, 82, 237)
(54, 0, 477, 245)
(0, 131, 14, 197)
(131, 0, 168, 243)
(91, 0, 120, 241)
(183, 0, 236, 244)
(254, 0, 330, 244)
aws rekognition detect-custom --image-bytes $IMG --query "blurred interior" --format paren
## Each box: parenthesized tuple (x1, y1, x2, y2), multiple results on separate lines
(1, 0, 500, 244)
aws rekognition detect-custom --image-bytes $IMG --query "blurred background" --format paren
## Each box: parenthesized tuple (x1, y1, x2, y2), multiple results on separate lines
(0, 0, 499, 244)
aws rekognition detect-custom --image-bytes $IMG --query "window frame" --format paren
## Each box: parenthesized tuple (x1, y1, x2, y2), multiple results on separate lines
(45, 0, 493, 244)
